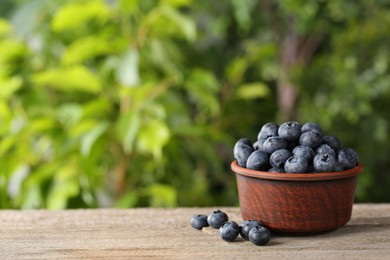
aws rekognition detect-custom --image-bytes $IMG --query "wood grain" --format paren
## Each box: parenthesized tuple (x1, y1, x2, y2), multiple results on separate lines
(0, 204, 389, 259)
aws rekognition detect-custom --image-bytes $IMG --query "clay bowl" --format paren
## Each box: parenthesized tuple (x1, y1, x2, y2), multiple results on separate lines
(231, 161, 363, 234)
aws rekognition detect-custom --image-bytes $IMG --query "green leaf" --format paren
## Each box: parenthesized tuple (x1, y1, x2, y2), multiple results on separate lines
(236, 82, 270, 99)
(32, 66, 102, 93)
(116, 48, 140, 87)
(160, 5, 196, 41)
(116, 191, 139, 208)
(0, 19, 10, 36)
(81, 121, 109, 156)
(61, 35, 118, 66)
(116, 110, 141, 154)
(0, 76, 22, 100)
(51, 0, 110, 32)
(162, 0, 192, 7)
(137, 120, 170, 158)
(146, 183, 177, 207)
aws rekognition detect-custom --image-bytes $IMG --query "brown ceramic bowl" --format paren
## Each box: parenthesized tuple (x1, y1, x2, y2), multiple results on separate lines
(231, 161, 363, 234)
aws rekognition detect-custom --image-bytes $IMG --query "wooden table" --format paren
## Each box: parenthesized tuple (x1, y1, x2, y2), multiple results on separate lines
(0, 204, 389, 259)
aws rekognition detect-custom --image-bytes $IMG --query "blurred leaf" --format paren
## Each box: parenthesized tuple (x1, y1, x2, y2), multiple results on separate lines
(231, 0, 257, 32)
(162, 0, 192, 7)
(81, 121, 109, 156)
(61, 35, 119, 66)
(47, 164, 79, 209)
(0, 76, 22, 100)
(0, 19, 11, 36)
(32, 66, 102, 93)
(236, 82, 270, 99)
(51, 0, 110, 32)
(10, 0, 45, 38)
(137, 120, 170, 158)
(159, 5, 196, 41)
(116, 48, 140, 87)
(146, 183, 177, 207)
(119, 0, 139, 14)
(116, 110, 141, 154)
(115, 191, 139, 208)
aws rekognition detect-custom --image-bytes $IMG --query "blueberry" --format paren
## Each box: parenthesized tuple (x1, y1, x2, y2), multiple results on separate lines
(292, 146, 315, 163)
(316, 144, 336, 158)
(301, 122, 323, 135)
(191, 214, 209, 230)
(338, 148, 357, 170)
(268, 167, 285, 173)
(219, 221, 240, 242)
(284, 156, 308, 173)
(261, 137, 287, 154)
(270, 149, 291, 168)
(257, 123, 279, 141)
(334, 162, 344, 172)
(278, 121, 302, 142)
(207, 210, 228, 229)
(323, 135, 342, 151)
(246, 150, 270, 171)
(248, 226, 271, 246)
(299, 130, 323, 149)
(345, 147, 359, 162)
(253, 139, 264, 150)
(313, 153, 336, 172)
(234, 138, 254, 167)
(240, 220, 263, 240)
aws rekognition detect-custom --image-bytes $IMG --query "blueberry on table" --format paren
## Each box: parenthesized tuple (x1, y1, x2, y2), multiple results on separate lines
(239, 220, 263, 241)
(248, 226, 271, 246)
(191, 214, 209, 230)
(261, 137, 287, 154)
(219, 221, 240, 242)
(270, 149, 291, 168)
(278, 121, 302, 142)
(207, 210, 228, 229)
(234, 138, 254, 167)
(299, 130, 323, 149)
(301, 122, 323, 136)
(313, 153, 336, 172)
(284, 156, 308, 173)
(257, 122, 279, 141)
(246, 150, 269, 171)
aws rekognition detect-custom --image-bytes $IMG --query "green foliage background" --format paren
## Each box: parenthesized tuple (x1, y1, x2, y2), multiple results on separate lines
(0, 0, 389, 209)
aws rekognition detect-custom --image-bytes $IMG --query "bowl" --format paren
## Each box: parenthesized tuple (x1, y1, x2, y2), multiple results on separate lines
(231, 160, 363, 233)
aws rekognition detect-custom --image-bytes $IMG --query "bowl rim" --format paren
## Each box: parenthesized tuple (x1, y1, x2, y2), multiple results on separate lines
(231, 160, 363, 181)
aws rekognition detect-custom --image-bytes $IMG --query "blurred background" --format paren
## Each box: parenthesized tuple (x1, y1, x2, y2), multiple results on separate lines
(0, 0, 389, 209)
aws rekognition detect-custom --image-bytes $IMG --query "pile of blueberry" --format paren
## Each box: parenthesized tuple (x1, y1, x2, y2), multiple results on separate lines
(191, 210, 270, 246)
(234, 122, 359, 173)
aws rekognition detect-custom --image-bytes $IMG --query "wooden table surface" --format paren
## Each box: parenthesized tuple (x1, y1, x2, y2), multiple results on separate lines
(0, 204, 389, 259)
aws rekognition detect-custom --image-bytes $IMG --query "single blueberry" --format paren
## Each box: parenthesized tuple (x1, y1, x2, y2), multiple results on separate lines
(268, 167, 285, 173)
(316, 144, 336, 158)
(299, 130, 323, 149)
(313, 153, 336, 172)
(292, 146, 315, 163)
(257, 123, 279, 141)
(240, 220, 263, 240)
(301, 122, 323, 136)
(323, 135, 342, 151)
(284, 156, 308, 173)
(234, 139, 254, 167)
(253, 139, 264, 150)
(270, 149, 291, 168)
(191, 214, 209, 230)
(338, 148, 357, 170)
(278, 121, 302, 142)
(207, 210, 229, 229)
(345, 147, 359, 162)
(246, 150, 270, 171)
(219, 221, 240, 242)
(261, 137, 287, 154)
(248, 226, 271, 246)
